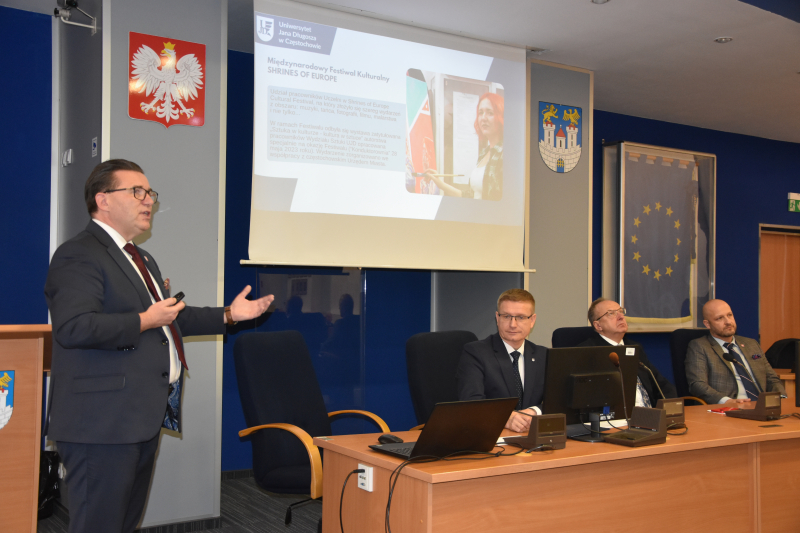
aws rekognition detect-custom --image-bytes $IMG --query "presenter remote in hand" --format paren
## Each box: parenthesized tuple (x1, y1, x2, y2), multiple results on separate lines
(45, 159, 275, 533)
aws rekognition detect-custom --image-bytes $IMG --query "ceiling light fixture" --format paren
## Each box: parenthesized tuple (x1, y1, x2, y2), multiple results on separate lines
(714, 37, 733, 44)
(592, 0, 610, 4)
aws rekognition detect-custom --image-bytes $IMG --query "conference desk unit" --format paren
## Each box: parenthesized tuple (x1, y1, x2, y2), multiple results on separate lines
(315, 400, 800, 533)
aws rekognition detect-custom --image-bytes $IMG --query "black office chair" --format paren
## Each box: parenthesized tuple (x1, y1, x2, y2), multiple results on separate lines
(765, 338, 800, 372)
(669, 328, 709, 404)
(234, 331, 389, 525)
(551, 326, 595, 348)
(405, 330, 478, 428)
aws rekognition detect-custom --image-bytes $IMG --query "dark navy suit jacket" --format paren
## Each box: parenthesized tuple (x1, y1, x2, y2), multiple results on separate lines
(45, 221, 226, 444)
(579, 332, 677, 405)
(456, 333, 547, 410)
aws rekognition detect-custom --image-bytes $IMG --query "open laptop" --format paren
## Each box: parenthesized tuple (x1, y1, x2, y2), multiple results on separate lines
(369, 397, 518, 460)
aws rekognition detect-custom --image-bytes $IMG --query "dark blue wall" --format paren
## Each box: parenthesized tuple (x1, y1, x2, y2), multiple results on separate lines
(592, 110, 800, 382)
(221, 51, 429, 471)
(1, 7, 51, 324)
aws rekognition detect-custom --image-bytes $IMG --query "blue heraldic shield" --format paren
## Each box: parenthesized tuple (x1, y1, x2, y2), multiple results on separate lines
(0, 370, 15, 430)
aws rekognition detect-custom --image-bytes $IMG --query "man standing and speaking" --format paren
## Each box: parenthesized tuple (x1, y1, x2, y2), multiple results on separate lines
(45, 159, 274, 533)
(457, 289, 547, 433)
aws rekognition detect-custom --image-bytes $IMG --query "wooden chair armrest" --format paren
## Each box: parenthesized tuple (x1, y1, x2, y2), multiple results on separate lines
(238, 423, 322, 499)
(409, 423, 424, 431)
(328, 410, 390, 433)
(679, 395, 707, 405)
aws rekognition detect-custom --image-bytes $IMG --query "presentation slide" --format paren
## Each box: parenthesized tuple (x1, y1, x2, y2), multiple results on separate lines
(248, 1, 526, 271)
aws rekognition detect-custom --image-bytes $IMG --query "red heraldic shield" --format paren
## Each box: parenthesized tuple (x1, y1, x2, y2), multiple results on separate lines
(128, 32, 206, 128)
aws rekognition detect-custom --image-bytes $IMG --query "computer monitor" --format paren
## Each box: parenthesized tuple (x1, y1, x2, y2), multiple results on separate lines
(542, 345, 640, 442)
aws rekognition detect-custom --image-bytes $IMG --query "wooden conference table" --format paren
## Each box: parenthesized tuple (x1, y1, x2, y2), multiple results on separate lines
(314, 400, 800, 533)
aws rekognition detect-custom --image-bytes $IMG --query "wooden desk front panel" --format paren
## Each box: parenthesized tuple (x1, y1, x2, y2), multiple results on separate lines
(323, 444, 757, 533)
(430, 444, 755, 533)
(322, 451, 431, 533)
(759, 438, 800, 532)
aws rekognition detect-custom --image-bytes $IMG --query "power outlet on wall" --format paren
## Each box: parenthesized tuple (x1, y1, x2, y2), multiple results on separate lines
(357, 463, 373, 492)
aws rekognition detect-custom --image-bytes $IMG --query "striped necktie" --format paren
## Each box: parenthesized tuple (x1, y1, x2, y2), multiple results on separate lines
(723, 342, 759, 400)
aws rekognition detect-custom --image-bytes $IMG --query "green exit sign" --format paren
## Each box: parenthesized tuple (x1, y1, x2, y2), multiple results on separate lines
(790, 193, 800, 213)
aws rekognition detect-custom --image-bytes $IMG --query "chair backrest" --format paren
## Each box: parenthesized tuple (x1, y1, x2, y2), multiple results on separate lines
(669, 329, 709, 397)
(765, 338, 800, 372)
(405, 330, 478, 425)
(233, 331, 332, 493)
(551, 326, 595, 348)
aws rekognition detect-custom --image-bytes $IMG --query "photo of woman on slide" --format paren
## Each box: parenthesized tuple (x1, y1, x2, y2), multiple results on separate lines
(428, 92, 503, 200)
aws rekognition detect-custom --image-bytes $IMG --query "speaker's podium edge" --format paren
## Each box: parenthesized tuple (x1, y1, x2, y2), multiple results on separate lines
(0, 324, 51, 533)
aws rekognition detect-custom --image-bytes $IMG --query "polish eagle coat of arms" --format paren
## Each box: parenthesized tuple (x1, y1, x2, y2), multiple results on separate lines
(128, 32, 206, 128)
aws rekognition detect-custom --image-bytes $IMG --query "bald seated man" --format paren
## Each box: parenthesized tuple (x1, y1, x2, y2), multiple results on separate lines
(685, 299, 786, 405)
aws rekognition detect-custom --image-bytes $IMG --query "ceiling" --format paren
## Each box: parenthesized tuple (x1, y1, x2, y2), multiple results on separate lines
(7, 0, 800, 143)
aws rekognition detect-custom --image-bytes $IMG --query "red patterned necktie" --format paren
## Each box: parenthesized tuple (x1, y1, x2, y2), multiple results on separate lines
(123, 243, 188, 370)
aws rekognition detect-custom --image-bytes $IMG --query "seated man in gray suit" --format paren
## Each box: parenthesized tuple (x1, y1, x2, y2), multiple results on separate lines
(686, 299, 786, 405)
(580, 298, 677, 407)
(456, 289, 547, 433)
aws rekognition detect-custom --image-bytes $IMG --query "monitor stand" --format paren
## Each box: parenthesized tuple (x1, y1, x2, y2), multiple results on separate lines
(569, 412, 607, 443)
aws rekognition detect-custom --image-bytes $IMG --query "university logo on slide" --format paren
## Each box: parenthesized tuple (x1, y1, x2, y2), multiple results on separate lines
(128, 32, 206, 128)
(256, 16, 275, 42)
(538, 102, 582, 173)
(0, 371, 14, 431)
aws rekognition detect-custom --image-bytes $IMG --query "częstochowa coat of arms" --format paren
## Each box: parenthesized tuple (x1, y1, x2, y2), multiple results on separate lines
(128, 32, 206, 128)
(538, 101, 582, 173)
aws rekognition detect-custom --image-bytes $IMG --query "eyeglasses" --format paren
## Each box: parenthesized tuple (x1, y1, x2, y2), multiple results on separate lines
(104, 187, 158, 202)
(595, 307, 626, 321)
(497, 314, 533, 324)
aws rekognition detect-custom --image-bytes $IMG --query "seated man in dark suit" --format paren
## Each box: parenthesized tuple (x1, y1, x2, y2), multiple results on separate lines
(686, 299, 786, 405)
(580, 298, 677, 407)
(456, 289, 547, 433)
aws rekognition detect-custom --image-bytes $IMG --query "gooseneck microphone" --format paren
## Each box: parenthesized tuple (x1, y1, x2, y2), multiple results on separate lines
(722, 352, 762, 397)
(639, 362, 666, 400)
(609, 352, 630, 426)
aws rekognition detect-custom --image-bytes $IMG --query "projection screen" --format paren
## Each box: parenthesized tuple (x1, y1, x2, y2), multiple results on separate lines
(247, 0, 527, 271)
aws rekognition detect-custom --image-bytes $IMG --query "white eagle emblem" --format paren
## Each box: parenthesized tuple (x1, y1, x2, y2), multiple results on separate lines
(130, 41, 203, 123)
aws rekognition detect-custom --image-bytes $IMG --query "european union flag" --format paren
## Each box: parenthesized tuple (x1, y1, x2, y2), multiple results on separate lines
(623, 153, 696, 322)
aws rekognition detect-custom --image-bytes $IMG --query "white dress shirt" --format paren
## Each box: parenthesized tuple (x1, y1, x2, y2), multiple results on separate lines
(502, 339, 542, 415)
(712, 336, 757, 402)
(93, 219, 181, 383)
(599, 334, 648, 408)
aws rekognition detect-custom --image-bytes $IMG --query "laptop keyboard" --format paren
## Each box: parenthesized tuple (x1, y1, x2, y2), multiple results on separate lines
(391, 444, 415, 457)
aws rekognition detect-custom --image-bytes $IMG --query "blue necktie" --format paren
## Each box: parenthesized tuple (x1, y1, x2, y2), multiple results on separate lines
(724, 342, 760, 400)
(510, 351, 523, 410)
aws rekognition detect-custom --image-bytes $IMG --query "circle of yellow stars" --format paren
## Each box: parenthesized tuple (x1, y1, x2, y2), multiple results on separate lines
(630, 201, 681, 281)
